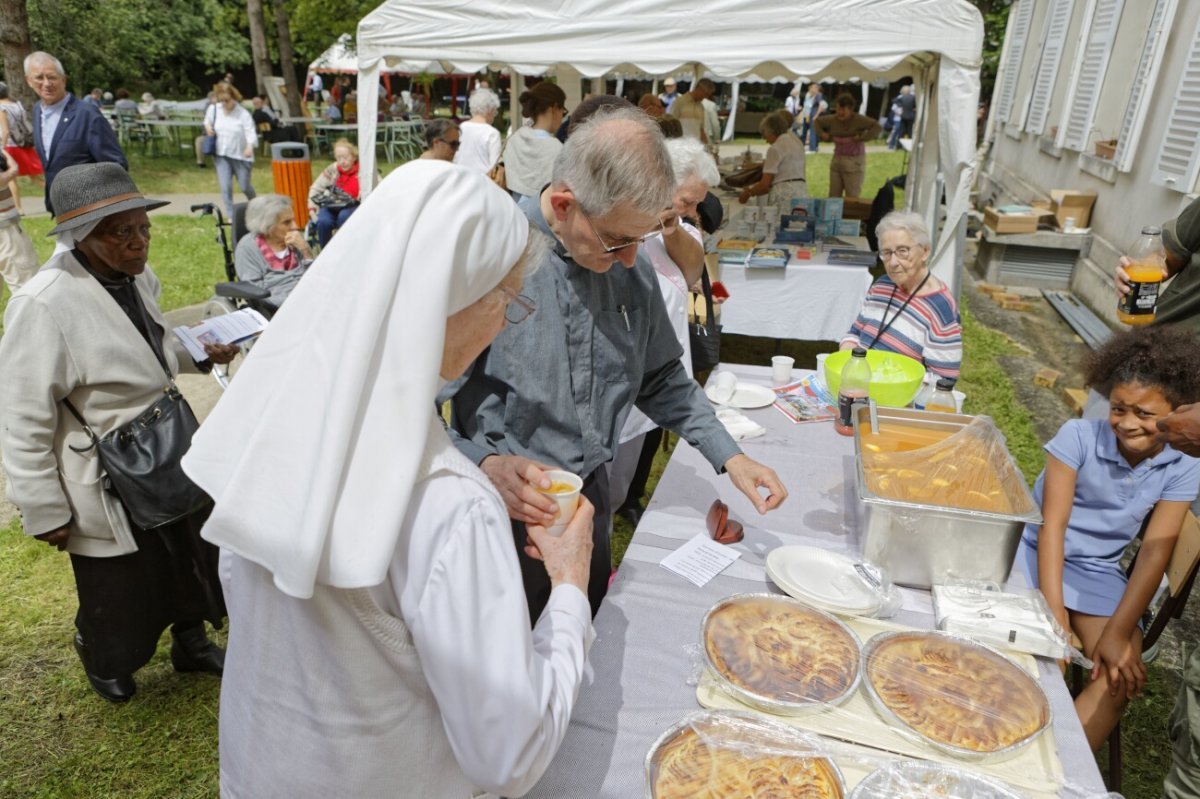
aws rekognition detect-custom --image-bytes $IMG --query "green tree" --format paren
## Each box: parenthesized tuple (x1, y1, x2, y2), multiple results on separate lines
(26, 0, 250, 96)
(285, 0, 381, 65)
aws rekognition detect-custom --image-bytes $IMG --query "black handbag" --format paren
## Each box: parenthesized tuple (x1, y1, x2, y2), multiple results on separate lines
(690, 266, 721, 373)
(63, 291, 209, 530)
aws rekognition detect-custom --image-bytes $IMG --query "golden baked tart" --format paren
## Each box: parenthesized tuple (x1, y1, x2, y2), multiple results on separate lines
(647, 712, 845, 799)
(862, 631, 1050, 758)
(702, 594, 861, 713)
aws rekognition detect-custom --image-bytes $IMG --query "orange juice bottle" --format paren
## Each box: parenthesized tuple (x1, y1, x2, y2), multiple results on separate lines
(1117, 226, 1167, 326)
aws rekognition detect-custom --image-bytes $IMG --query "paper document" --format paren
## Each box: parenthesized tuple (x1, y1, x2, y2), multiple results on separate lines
(172, 308, 268, 362)
(660, 534, 743, 587)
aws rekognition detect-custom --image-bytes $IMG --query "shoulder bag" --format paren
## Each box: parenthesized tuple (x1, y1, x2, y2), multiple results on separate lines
(63, 288, 209, 529)
(690, 265, 722, 373)
(201, 106, 217, 156)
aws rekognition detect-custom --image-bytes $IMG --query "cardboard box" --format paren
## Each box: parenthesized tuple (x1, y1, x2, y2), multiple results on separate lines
(841, 197, 873, 220)
(1050, 190, 1097, 229)
(984, 206, 1039, 235)
(1094, 139, 1117, 160)
(1030, 200, 1058, 229)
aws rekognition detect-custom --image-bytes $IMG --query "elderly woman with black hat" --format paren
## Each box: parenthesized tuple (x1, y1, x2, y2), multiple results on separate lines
(0, 162, 237, 703)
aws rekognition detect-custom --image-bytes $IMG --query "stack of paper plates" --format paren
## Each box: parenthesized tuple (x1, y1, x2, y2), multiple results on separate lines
(765, 545, 884, 617)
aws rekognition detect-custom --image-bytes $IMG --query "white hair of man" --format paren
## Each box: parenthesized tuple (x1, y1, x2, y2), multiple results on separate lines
(665, 137, 719, 188)
(24, 51, 65, 76)
(468, 88, 500, 117)
(245, 194, 296, 236)
(901, 85, 912, 96)
(550, 106, 674, 218)
(875, 209, 931, 250)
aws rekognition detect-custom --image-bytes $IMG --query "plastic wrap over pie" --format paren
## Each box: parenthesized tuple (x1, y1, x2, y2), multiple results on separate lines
(703, 594, 861, 712)
(848, 759, 1026, 798)
(647, 711, 845, 799)
(863, 631, 1050, 757)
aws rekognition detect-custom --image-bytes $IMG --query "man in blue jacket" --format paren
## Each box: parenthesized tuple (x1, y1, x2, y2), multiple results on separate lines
(24, 51, 127, 217)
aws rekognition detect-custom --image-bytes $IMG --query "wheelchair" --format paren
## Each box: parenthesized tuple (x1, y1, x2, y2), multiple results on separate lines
(192, 202, 277, 388)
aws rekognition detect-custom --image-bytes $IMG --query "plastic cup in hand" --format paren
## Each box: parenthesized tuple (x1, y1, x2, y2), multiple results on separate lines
(711, 370, 737, 404)
(536, 470, 583, 536)
(771, 355, 795, 386)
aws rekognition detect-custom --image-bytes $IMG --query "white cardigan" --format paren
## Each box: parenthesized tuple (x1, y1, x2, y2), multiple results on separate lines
(0, 251, 199, 557)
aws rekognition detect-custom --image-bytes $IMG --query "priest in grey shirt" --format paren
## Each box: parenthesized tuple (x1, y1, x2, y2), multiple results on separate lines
(443, 106, 787, 619)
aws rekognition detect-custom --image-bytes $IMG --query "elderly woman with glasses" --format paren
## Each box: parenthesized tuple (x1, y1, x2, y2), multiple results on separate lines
(181, 161, 595, 797)
(0, 163, 236, 703)
(234, 194, 315, 308)
(840, 210, 962, 380)
(419, 118, 461, 162)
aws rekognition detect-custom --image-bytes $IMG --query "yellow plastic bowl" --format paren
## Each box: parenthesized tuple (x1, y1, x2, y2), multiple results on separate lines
(824, 349, 925, 407)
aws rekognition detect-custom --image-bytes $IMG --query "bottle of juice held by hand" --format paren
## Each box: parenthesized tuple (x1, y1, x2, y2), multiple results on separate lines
(1118, 226, 1167, 326)
(835, 347, 871, 436)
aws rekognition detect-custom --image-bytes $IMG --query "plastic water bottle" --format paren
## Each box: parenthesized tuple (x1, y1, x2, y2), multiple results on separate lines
(925, 378, 958, 413)
(911, 373, 935, 410)
(835, 347, 871, 436)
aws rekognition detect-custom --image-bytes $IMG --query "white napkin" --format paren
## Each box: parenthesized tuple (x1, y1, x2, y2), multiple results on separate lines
(715, 407, 765, 441)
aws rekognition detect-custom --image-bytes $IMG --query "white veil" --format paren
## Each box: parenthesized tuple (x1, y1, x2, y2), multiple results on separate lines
(182, 160, 529, 598)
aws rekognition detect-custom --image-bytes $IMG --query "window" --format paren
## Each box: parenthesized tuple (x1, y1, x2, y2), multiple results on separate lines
(1025, 0, 1075, 135)
(1059, 0, 1125, 151)
(993, 0, 1035, 124)
(1151, 14, 1200, 191)
(1115, 0, 1177, 172)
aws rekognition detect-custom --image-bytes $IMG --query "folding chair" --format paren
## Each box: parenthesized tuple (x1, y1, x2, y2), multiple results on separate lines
(1073, 510, 1200, 793)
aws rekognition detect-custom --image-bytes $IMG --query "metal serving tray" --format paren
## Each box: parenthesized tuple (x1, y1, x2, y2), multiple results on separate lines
(852, 407, 1042, 589)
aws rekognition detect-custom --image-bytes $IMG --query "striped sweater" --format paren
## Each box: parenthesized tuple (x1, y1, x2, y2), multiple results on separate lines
(841, 275, 962, 380)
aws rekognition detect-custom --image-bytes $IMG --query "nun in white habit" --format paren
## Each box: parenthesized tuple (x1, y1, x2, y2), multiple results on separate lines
(182, 160, 596, 798)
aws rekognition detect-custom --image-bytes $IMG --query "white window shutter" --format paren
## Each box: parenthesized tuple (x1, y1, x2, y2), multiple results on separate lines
(1152, 15, 1200, 190)
(994, 0, 1035, 124)
(1026, 0, 1076, 135)
(1115, 0, 1177, 171)
(1061, 0, 1125, 150)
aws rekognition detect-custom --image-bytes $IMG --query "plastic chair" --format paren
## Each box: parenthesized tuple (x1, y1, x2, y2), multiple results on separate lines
(116, 112, 151, 154)
(1072, 510, 1200, 793)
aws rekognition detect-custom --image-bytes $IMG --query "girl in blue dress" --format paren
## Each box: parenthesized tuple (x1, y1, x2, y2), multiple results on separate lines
(1017, 325, 1200, 750)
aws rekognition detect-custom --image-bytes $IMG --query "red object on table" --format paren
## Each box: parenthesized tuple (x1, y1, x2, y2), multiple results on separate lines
(711, 280, 730, 300)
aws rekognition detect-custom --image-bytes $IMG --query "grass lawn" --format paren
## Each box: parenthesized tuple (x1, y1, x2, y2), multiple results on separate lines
(0, 148, 1171, 797)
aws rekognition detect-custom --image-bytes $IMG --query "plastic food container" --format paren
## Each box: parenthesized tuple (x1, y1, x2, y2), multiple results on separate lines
(645, 710, 846, 798)
(701, 593, 862, 715)
(860, 631, 1052, 762)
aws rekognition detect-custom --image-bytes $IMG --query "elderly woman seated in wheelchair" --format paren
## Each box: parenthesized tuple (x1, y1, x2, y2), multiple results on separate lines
(234, 194, 315, 308)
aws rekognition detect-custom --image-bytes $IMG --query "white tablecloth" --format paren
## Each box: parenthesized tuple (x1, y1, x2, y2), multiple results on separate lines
(716, 254, 873, 341)
(525, 364, 1107, 798)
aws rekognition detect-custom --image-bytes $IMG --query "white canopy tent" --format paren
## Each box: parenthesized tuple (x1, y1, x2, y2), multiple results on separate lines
(354, 0, 983, 293)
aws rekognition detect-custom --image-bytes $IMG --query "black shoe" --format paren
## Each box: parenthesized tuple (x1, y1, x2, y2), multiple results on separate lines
(73, 634, 136, 703)
(196, 162, 207, 168)
(616, 503, 644, 529)
(170, 625, 225, 676)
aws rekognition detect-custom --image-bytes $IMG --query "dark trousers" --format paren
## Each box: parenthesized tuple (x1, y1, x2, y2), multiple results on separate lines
(618, 428, 663, 512)
(513, 468, 612, 622)
(70, 511, 225, 677)
(316, 206, 357, 247)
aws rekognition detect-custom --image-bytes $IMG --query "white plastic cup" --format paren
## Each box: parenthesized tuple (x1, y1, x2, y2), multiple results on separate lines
(815, 352, 830, 382)
(536, 470, 583, 536)
(711, 370, 737, 403)
(771, 355, 795, 385)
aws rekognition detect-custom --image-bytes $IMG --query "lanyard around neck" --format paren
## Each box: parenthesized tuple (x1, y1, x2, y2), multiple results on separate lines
(868, 271, 931, 350)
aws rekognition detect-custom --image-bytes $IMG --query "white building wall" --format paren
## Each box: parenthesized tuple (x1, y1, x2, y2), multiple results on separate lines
(981, 0, 1198, 325)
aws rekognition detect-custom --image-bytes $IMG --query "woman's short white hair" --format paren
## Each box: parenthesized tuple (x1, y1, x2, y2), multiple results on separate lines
(469, 89, 500, 117)
(665, 137, 719, 188)
(245, 194, 295, 236)
(875, 210, 931, 250)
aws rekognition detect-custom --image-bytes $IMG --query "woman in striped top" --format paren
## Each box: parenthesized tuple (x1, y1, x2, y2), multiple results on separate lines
(840, 211, 962, 380)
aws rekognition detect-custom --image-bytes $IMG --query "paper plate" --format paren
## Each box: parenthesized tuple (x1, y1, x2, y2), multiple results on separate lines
(766, 546, 883, 615)
(705, 382, 775, 409)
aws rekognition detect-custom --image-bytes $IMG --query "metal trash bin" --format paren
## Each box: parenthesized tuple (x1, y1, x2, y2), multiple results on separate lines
(271, 142, 312, 224)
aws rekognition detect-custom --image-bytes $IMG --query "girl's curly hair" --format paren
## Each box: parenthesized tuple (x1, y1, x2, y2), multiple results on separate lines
(1085, 324, 1200, 407)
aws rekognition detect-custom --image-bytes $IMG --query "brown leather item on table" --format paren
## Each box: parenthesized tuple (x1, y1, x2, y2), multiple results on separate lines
(723, 164, 763, 189)
(706, 499, 745, 545)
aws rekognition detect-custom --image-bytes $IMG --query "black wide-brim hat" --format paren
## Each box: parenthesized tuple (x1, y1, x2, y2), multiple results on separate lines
(47, 162, 170, 235)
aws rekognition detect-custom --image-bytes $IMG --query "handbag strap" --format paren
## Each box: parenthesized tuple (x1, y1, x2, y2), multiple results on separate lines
(697, 265, 717, 334)
(128, 283, 175, 384)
